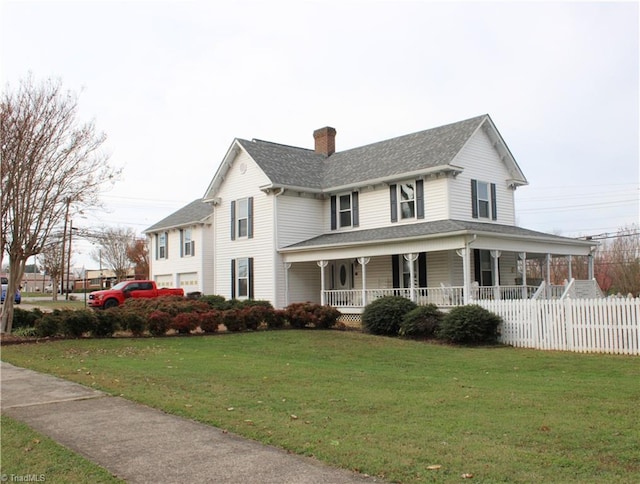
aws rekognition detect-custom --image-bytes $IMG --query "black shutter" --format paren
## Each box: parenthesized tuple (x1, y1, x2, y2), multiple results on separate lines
(416, 179, 424, 219)
(248, 257, 254, 299)
(230, 201, 236, 240)
(179, 230, 184, 258)
(330, 196, 337, 230)
(471, 180, 478, 219)
(392, 255, 400, 288)
(248, 197, 254, 238)
(418, 252, 427, 287)
(352, 191, 359, 227)
(231, 259, 236, 299)
(165, 232, 168, 257)
(473, 249, 481, 284)
(155, 234, 158, 260)
(490, 183, 497, 220)
(390, 184, 398, 222)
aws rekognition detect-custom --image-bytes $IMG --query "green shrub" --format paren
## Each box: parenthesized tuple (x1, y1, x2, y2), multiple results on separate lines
(91, 310, 120, 337)
(121, 312, 146, 336)
(12, 308, 43, 329)
(170, 312, 199, 334)
(199, 310, 222, 333)
(362, 296, 417, 336)
(12, 326, 38, 337)
(200, 295, 229, 310)
(283, 302, 341, 329)
(221, 309, 245, 332)
(267, 309, 287, 329)
(60, 309, 96, 338)
(400, 304, 443, 339)
(35, 313, 60, 337)
(147, 310, 172, 336)
(437, 304, 502, 345)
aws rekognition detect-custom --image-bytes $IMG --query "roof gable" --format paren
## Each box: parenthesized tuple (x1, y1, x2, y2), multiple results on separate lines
(203, 114, 527, 200)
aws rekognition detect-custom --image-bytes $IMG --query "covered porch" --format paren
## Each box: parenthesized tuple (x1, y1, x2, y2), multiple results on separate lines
(279, 220, 599, 312)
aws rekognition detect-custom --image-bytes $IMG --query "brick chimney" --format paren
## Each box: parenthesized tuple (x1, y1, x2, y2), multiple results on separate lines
(313, 126, 336, 156)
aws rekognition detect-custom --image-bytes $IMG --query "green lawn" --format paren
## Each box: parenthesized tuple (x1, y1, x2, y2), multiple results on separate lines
(0, 415, 123, 483)
(2, 331, 639, 483)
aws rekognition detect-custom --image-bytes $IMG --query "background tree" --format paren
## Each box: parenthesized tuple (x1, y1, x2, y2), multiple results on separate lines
(37, 237, 66, 301)
(90, 226, 137, 282)
(1, 75, 118, 332)
(600, 225, 640, 296)
(127, 238, 149, 279)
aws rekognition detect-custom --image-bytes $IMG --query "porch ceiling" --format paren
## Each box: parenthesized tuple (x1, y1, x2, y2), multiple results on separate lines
(280, 219, 596, 263)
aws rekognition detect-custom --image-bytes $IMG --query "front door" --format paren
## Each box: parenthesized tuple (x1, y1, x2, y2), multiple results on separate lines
(333, 260, 353, 290)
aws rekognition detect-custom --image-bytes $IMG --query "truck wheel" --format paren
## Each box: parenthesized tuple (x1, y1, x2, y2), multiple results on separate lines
(104, 299, 119, 309)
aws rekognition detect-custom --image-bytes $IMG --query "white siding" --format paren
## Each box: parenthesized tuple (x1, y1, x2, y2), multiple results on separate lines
(449, 127, 517, 225)
(213, 149, 276, 303)
(277, 195, 324, 248)
(287, 261, 321, 304)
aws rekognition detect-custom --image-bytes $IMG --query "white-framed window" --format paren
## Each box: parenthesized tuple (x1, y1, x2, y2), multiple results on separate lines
(399, 182, 415, 219)
(476, 181, 490, 218)
(158, 233, 167, 259)
(390, 180, 424, 222)
(471, 179, 496, 220)
(181, 229, 194, 257)
(231, 197, 253, 240)
(237, 199, 248, 237)
(237, 258, 249, 297)
(339, 194, 352, 228)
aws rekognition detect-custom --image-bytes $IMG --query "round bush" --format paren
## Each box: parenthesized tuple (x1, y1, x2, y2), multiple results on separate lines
(122, 312, 146, 336)
(400, 304, 443, 339)
(170, 312, 199, 334)
(437, 304, 502, 344)
(147, 310, 172, 336)
(91, 310, 120, 337)
(221, 309, 245, 332)
(362, 296, 417, 336)
(35, 313, 60, 337)
(60, 309, 97, 338)
(12, 308, 43, 330)
(199, 310, 222, 333)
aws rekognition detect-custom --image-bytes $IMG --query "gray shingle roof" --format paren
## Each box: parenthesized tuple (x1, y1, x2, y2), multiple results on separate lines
(144, 199, 213, 233)
(237, 115, 488, 191)
(281, 219, 592, 250)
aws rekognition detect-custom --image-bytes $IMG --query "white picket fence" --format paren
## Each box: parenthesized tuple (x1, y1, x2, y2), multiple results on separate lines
(478, 298, 640, 355)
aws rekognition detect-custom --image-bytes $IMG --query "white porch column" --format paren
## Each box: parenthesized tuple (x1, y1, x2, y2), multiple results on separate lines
(519, 252, 527, 299)
(568, 255, 573, 281)
(546, 253, 552, 298)
(404, 253, 418, 302)
(284, 262, 291, 307)
(588, 251, 595, 279)
(490, 250, 501, 300)
(317, 260, 328, 305)
(456, 248, 471, 304)
(357, 257, 370, 307)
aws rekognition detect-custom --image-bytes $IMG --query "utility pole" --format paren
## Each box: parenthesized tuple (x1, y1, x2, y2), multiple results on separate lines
(60, 197, 71, 299)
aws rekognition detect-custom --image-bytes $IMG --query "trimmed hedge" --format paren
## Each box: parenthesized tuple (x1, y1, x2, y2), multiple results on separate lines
(400, 304, 443, 339)
(437, 304, 502, 345)
(362, 296, 417, 336)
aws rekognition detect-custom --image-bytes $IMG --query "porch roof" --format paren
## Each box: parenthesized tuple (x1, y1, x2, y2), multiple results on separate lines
(280, 219, 595, 256)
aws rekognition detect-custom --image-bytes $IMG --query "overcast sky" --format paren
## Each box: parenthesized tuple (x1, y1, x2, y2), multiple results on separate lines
(1, 0, 638, 267)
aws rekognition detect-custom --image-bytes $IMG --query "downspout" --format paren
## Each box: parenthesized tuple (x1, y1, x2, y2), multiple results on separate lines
(273, 188, 285, 308)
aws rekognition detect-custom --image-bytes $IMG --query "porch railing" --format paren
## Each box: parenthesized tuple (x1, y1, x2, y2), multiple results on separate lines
(325, 284, 540, 309)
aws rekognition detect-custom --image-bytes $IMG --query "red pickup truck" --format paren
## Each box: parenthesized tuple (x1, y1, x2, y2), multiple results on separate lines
(88, 280, 184, 309)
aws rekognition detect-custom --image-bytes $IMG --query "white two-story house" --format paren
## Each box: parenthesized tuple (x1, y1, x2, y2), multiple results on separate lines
(144, 199, 214, 295)
(197, 114, 597, 313)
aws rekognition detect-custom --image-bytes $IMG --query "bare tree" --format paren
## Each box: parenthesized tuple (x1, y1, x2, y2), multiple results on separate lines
(127, 238, 150, 279)
(605, 225, 640, 296)
(1, 75, 118, 332)
(91, 226, 137, 282)
(37, 237, 66, 301)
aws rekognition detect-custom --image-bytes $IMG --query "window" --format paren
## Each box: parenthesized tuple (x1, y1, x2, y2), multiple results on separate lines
(231, 197, 253, 240)
(391, 253, 427, 288)
(181, 229, 195, 257)
(231, 257, 254, 299)
(330, 192, 359, 230)
(390, 180, 424, 222)
(158, 233, 167, 259)
(471, 180, 497, 220)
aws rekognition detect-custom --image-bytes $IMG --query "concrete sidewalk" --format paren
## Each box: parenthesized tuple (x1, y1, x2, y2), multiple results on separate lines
(1, 362, 379, 483)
